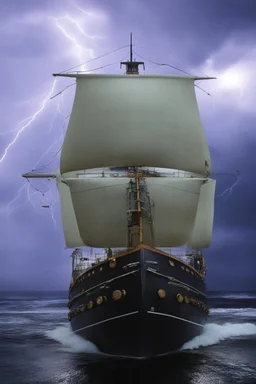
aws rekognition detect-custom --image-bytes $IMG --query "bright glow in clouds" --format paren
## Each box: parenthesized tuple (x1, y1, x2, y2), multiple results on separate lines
(218, 66, 247, 91)
(196, 40, 256, 113)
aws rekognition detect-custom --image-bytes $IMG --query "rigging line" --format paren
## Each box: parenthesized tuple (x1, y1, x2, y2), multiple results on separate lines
(58, 44, 130, 74)
(134, 51, 212, 96)
(32, 145, 62, 172)
(133, 51, 195, 76)
(27, 178, 50, 195)
(50, 83, 75, 100)
(70, 53, 130, 74)
(50, 52, 130, 99)
(195, 84, 211, 96)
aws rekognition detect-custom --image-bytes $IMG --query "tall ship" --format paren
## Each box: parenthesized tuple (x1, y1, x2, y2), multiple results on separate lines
(23, 34, 216, 358)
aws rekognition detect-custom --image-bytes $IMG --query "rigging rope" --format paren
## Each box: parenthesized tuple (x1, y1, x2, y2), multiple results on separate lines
(133, 51, 212, 96)
(50, 52, 130, 99)
(58, 44, 129, 74)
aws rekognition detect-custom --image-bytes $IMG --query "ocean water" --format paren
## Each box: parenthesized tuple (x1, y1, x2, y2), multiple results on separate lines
(0, 291, 256, 384)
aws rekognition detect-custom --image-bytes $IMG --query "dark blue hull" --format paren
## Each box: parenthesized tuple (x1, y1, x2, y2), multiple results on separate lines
(68, 246, 208, 358)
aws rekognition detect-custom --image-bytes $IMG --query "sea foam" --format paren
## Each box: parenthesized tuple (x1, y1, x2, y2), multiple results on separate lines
(45, 325, 99, 353)
(181, 322, 256, 350)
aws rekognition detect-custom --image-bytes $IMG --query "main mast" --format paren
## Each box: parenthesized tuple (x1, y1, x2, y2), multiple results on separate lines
(121, 35, 145, 246)
(121, 33, 144, 75)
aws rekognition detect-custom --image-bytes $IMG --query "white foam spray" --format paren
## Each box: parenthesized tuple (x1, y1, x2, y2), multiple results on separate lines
(45, 325, 100, 353)
(181, 322, 256, 350)
(45, 322, 256, 354)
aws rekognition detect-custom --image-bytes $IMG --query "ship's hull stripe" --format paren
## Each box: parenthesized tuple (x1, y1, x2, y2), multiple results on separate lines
(147, 311, 204, 327)
(74, 311, 139, 333)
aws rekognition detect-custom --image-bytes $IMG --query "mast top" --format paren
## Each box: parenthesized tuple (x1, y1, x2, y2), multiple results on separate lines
(121, 33, 144, 75)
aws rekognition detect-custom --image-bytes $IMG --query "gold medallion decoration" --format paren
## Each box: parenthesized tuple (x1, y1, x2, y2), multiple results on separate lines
(109, 259, 117, 268)
(96, 296, 103, 305)
(100, 267, 103, 271)
(176, 293, 184, 303)
(112, 289, 122, 301)
(92, 270, 95, 275)
(169, 260, 175, 267)
(157, 289, 166, 299)
(181, 266, 185, 270)
(87, 301, 93, 309)
(184, 296, 190, 304)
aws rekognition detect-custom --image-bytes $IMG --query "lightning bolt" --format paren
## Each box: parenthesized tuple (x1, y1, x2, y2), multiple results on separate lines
(48, 187, 58, 228)
(53, 14, 98, 71)
(8, 183, 40, 215)
(1, 5, 104, 226)
(57, 15, 103, 40)
(2, 183, 27, 215)
(218, 176, 243, 200)
(54, 19, 86, 71)
(0, 117, 37, 136)
(2, 131, 63, 218)
(0, 79, 57, 165)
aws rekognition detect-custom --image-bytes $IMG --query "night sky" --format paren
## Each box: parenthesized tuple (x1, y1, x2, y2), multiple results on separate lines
(0, 0, 255, 291)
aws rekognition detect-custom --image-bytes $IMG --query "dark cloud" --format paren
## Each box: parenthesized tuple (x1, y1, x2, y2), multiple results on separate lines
(0, 0, 255, 291)
(87, 0, 256, 66)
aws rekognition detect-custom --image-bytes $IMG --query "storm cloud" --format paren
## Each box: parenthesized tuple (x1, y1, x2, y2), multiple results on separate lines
(0, 0, 255, 291)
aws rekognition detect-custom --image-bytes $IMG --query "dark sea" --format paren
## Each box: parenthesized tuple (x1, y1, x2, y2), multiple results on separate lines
(0, 291, 256, 384)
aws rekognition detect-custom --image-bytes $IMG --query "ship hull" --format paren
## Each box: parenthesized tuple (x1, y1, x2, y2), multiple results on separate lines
(68, 246, 208, 359)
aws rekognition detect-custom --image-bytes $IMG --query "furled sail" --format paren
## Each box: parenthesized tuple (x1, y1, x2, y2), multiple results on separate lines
(188, 179, 216, 249)
(64, 176, 206, 248)
(55, 171, 84, 248)
(59, 74, 212, 176)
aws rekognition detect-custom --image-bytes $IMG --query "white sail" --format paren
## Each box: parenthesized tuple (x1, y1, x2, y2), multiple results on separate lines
(188, 179, 216, 249)
(55, 171, 84, 248)
(64, 176, 206, 248)
(59, 74, 212, 176)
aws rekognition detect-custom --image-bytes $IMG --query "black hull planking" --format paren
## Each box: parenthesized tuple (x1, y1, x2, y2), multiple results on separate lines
(68, 246, 208, 358)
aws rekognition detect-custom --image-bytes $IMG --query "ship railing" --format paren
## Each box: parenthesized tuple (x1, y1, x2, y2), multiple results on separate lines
(76, 169, 201, 179)
(73, 246, 198, 277)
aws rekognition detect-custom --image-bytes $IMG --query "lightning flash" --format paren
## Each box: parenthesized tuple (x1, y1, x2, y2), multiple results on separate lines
(0, 79, 57, 164)
(1, 4, 103, 226)
(218, 175, 243, 200)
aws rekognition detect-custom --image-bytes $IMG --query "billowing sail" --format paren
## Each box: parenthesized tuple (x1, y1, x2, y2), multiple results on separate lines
(188, 179, 216, 249)
(55, 171, 84, 248)
(64, 177, 206, 248)
(59, 74, 212, 176)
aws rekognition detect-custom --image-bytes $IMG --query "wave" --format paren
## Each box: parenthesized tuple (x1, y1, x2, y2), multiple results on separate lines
(209, 293, 256, 299)
(210, 308, 256, 317)
(45, 325, 99, 353)
(0, 316, 32, 324)
(221, 294, 256, 299)
(0, 309, 68, 314)
(181, 322, 256, 350)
